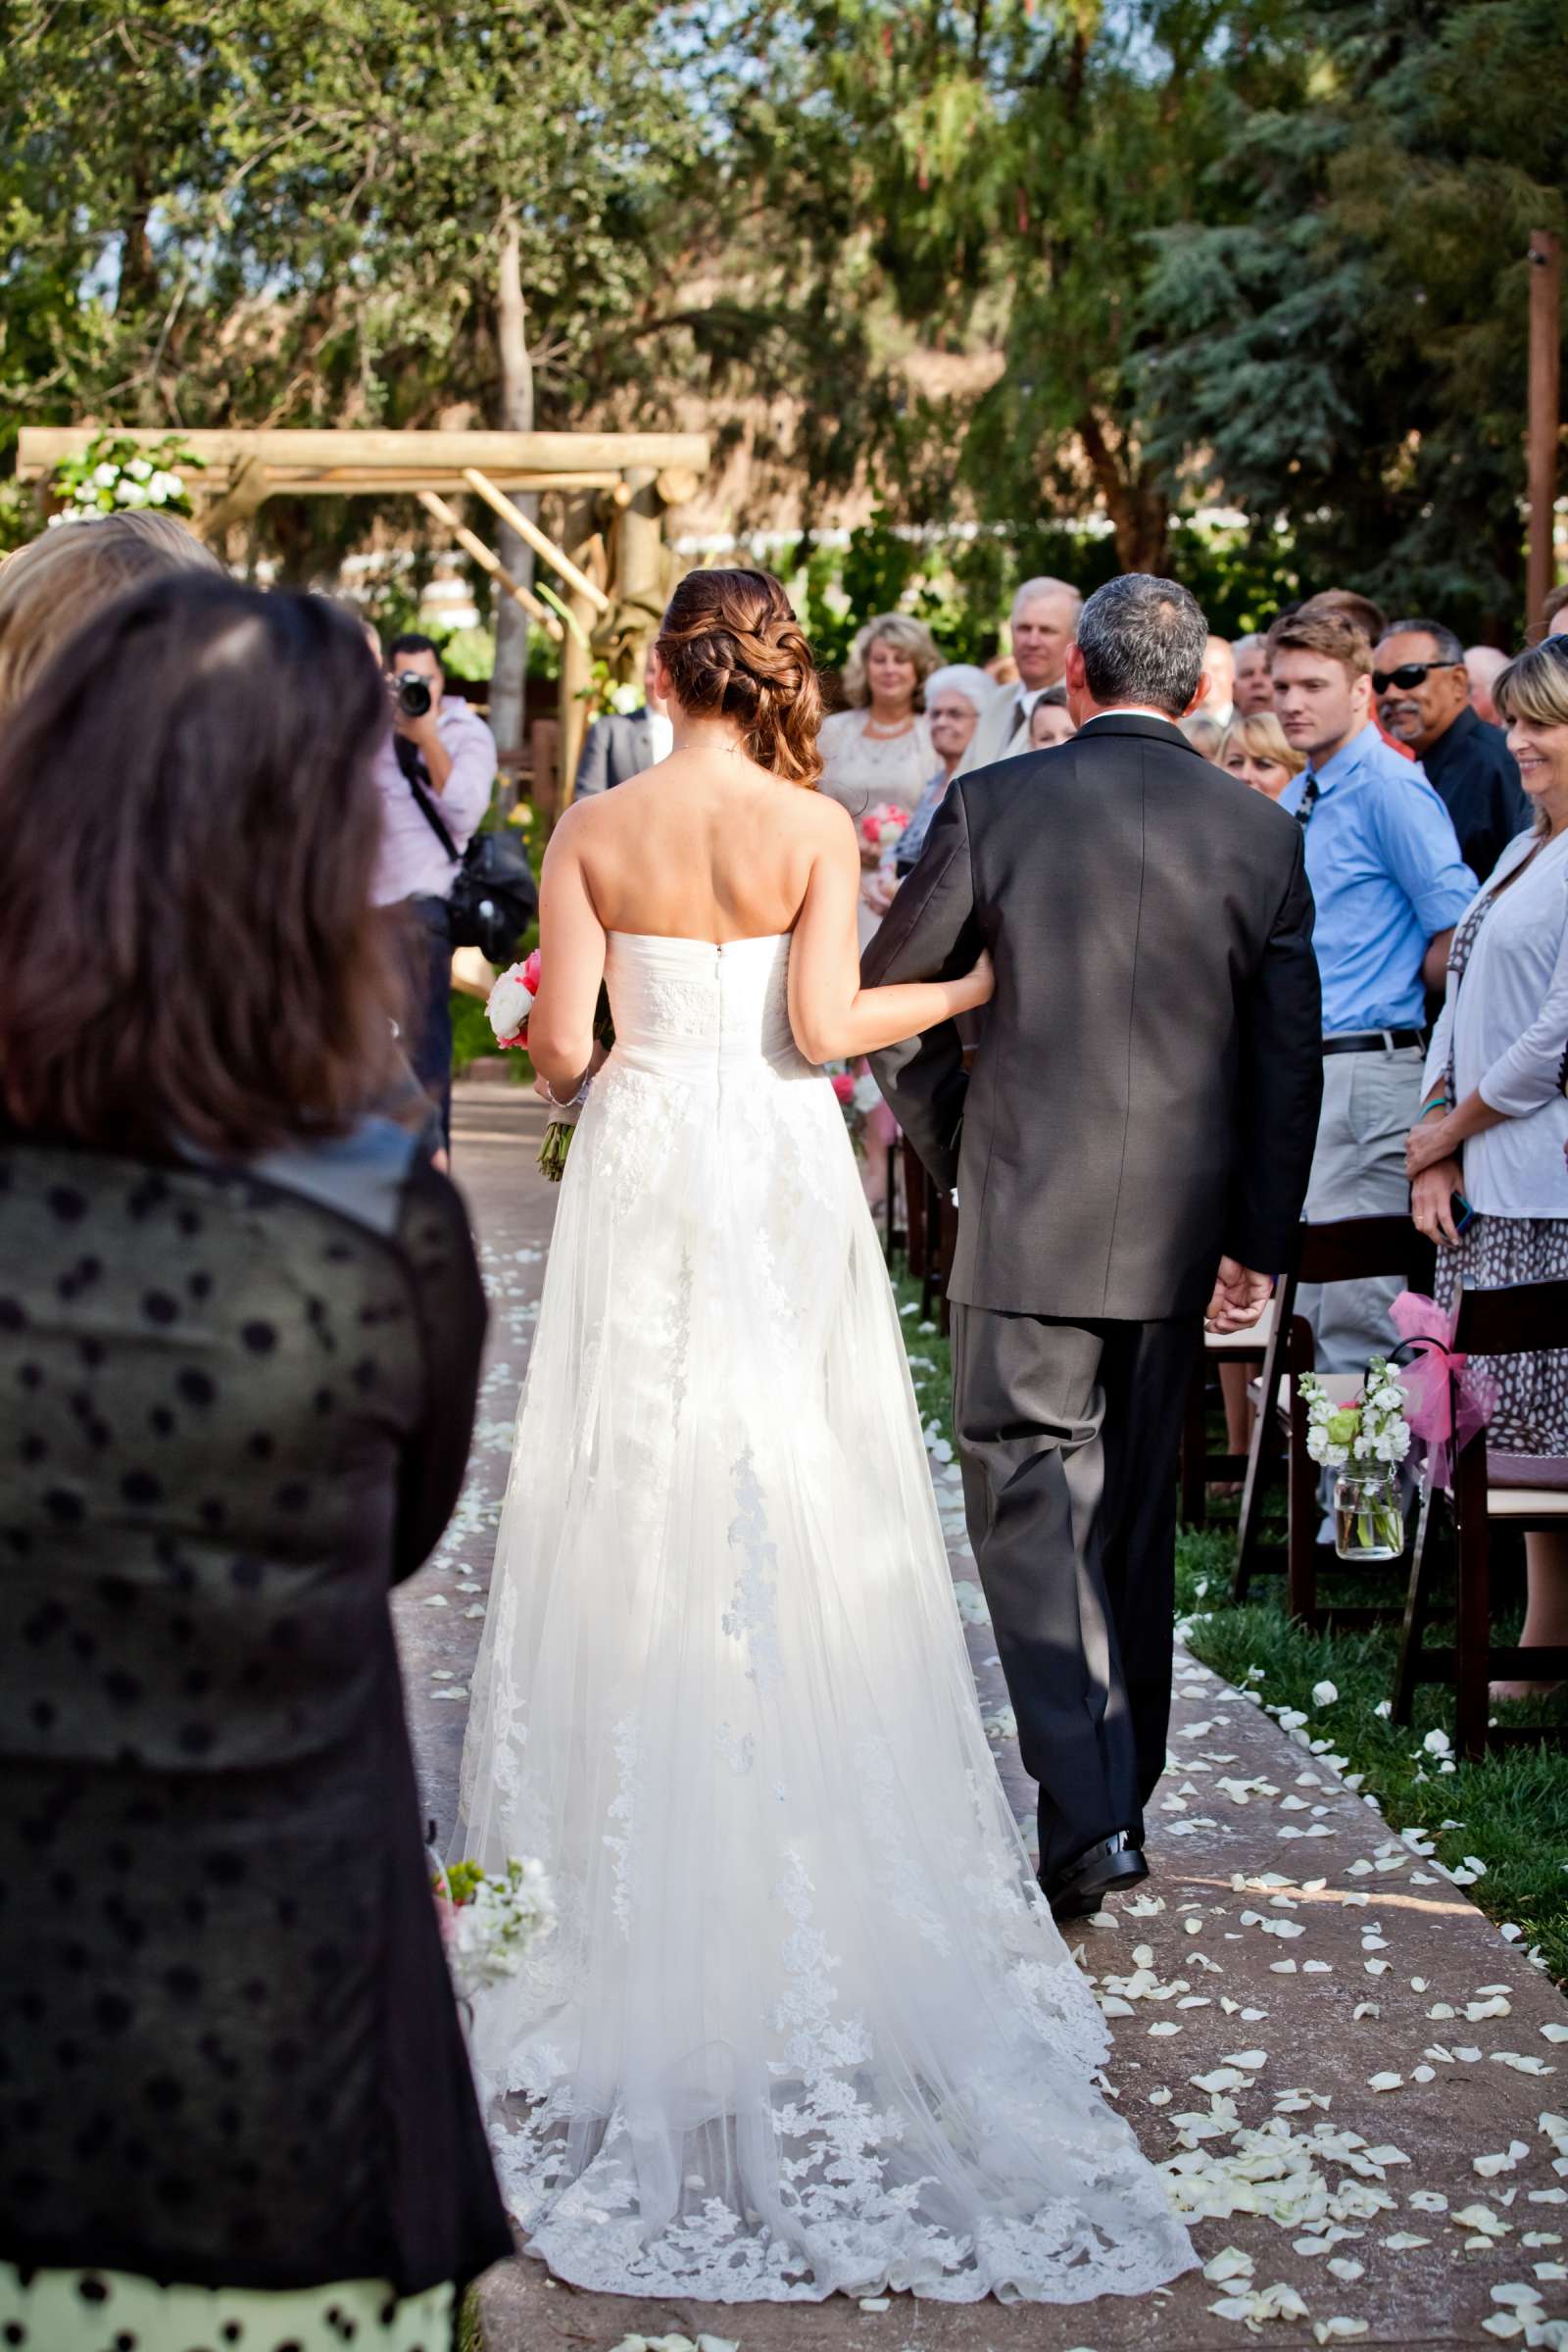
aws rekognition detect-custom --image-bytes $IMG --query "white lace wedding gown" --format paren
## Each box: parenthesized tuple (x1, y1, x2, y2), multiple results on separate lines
(457, 930, 1194, 2304)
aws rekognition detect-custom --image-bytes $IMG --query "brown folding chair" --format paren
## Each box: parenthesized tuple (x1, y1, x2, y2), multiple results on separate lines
(1179, 1298, 1278, 1529)
(1393, 1277, 1568, 1758)
(1232, 1216, 1435, 1627)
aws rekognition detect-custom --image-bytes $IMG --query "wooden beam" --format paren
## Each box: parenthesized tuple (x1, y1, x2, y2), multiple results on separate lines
(462, 468, 612, 615)
(1528, 228, 1561, 629)
(258, 469, 623, 496)
(16, 425, 710, 483)
(416, 491, 564, 641)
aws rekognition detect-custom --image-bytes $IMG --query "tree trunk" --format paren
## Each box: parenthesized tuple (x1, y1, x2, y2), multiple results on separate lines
(489, 211, 536, 787)
(1077, 409, 1170, 574)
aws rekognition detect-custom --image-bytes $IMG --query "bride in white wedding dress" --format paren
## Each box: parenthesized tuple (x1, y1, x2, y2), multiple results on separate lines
(457, 567, 1194, 2306)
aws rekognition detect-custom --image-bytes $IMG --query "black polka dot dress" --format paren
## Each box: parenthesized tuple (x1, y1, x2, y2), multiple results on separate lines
(0, 1123, 512, 2333)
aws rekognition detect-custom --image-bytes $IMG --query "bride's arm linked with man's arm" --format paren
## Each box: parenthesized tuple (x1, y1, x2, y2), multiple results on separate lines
(789, 795, 993, 1060)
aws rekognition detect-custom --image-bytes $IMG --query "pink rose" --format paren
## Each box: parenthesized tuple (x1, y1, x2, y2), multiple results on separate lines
(830, 1070, 856, 1105)
(520, 948, 543, 995)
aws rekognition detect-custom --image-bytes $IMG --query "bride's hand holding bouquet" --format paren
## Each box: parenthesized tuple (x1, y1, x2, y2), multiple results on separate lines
(486, 950, 612, 1182)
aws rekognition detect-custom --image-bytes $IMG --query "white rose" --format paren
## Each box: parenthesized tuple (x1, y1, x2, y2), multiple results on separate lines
(851, 1073, 882, 1115)
(486, 966, 535, 1041)
(93, 461, 119, 488)
(127, 458, 153, 482)
(149, 469, 184, 501)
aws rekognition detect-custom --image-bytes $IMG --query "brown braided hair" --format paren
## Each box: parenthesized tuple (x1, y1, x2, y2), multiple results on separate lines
(655, 566, 823, 789)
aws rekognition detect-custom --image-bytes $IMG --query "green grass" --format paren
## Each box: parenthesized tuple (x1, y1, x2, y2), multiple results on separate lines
(891, 1267, 954, 1448)
(1175, 1526, 1568, 1986)
(885, 1272, 1568, 1990)
(457, 2287, 483, 2352)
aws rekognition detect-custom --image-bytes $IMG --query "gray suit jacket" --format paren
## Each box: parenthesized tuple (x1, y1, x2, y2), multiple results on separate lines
(862, 711, 1323, 1321)
(573, 707, 655, 797)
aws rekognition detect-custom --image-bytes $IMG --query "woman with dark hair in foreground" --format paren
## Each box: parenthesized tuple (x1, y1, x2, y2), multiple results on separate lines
(0, 577, 510, 2349)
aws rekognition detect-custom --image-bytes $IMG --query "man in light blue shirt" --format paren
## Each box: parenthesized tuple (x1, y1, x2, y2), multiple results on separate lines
(1269, 608, 1477, 1381)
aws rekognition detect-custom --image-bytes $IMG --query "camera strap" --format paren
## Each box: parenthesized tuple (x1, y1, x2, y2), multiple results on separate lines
(395, 734, 462, 864)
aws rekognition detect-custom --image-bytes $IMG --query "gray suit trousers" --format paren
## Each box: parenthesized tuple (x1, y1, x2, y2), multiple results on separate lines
(952, 1305, 1198, 1884)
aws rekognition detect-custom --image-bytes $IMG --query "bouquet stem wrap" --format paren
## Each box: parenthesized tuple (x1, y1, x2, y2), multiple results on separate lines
(1387, 1291, 1498, 1493)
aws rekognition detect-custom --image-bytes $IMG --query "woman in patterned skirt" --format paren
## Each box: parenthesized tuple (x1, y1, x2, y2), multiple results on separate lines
(1405, 635, 1568, 1695)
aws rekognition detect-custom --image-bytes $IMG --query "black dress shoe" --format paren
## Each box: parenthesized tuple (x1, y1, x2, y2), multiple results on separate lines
(1043, 1833, 1149, 1924)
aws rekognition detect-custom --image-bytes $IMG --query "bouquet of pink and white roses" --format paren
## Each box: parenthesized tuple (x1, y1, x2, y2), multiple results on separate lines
(825, 1061, 885, 1156)
(485, 952, 612, 1182)
(860, 802, 911, 858)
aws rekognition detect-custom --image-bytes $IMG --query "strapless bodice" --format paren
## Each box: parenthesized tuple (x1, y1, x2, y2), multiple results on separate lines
(604, 932, 806, 1079)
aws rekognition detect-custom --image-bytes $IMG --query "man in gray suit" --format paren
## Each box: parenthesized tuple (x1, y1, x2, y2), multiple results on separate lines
(572, 644, 673, 798)
(864, 574, 1322, 1922)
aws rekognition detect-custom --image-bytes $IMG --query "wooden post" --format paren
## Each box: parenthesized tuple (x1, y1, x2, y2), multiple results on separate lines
(1528, 229, 1561, 630)
(558, 493, 606, 810)
(416, 492, 563, 640)
(615, 464, 666, 660)
(461, 468, 612, 614)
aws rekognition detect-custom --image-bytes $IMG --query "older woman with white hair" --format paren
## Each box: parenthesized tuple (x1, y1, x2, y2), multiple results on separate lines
(892, 662, 998, 878)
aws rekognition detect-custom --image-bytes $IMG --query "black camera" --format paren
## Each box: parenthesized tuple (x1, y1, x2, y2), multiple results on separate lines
(394, 671, 433, 718)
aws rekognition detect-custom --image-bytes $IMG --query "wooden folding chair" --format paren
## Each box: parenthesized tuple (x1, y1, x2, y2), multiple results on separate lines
(1231, 1216, 1435, 1626)
(1392, 1277, 1568, 1758)
(1179, 1298, 1278, 1529)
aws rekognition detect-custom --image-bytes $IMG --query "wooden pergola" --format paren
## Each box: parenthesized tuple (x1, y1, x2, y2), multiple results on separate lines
(17, 426, 710, 801)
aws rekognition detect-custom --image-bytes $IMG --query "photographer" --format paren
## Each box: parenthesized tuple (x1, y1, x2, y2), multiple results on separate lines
(370, 630, 498, 1140)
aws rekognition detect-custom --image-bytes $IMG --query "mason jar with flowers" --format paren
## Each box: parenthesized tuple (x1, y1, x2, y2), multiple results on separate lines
(1299, 1356, 1412, 1559)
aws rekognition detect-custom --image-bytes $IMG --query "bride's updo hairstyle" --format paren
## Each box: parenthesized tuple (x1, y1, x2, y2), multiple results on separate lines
(655, 566, 823, 789)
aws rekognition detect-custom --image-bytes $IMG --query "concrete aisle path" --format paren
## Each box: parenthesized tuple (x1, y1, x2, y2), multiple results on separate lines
(400, 1086, 1568, 2352)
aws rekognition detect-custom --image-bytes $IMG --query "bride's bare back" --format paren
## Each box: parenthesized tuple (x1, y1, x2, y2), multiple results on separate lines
(569, 746, 835, 945)
(522, 567, 990, 1099)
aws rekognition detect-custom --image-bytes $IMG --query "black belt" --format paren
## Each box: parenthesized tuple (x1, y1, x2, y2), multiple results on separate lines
(1321, 1028, 1424, 1055)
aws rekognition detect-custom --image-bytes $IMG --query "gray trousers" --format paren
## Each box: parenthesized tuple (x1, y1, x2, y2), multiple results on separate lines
(1298, 1045, 1425, 1376)
(952, 1305, 1199, 1884)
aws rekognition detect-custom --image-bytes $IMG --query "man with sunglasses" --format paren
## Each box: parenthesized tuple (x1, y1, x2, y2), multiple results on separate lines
(1374, 618, 1530, 883)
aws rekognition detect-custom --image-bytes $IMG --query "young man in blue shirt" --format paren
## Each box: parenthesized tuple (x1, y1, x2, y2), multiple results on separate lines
(1268, 607, 1477, 1382)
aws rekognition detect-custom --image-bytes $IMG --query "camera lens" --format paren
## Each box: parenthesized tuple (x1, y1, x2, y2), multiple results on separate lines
(396, 673, 433, 718)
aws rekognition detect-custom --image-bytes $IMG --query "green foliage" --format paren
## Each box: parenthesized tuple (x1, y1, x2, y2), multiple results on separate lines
(47, 430, 202, 525)
(1140, 0, 1568, 638)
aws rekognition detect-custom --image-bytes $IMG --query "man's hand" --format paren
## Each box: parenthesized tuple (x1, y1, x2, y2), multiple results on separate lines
(1203, 1256, 1273, 1334)
(393, 701, 454, 793)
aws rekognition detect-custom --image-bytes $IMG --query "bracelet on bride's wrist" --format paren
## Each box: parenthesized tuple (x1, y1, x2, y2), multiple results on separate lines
(544, 1073, 591, 1109)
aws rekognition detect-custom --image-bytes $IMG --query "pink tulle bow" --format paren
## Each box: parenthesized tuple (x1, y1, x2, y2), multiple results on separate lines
(1387, 1291, 1497, 1493)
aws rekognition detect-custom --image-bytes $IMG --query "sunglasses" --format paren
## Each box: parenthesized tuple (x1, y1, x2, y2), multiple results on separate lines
(1371, 661, 1461, 694)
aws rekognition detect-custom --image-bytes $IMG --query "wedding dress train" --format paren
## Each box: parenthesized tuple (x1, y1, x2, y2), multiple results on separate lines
(457, 930, 1193, 2304)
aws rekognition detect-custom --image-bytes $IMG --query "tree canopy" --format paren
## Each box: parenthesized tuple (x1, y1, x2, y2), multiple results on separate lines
(3, 0, 1562, 634)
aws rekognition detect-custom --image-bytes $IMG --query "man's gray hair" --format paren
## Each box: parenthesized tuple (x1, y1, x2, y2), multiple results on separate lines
(1384, 617, 1464, 665)
(1233, 631, 1264, 658)
(1010, 574, 1082, 626)
(1076, 573, 1208, 717)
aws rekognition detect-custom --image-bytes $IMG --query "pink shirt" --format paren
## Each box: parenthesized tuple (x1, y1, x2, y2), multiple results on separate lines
(370, 699, 498, 906)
